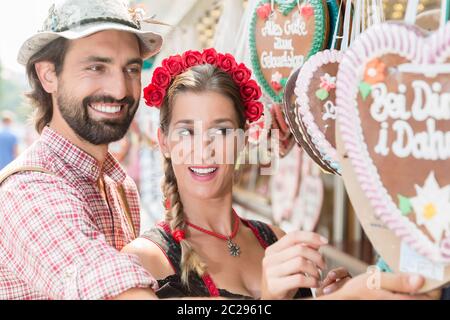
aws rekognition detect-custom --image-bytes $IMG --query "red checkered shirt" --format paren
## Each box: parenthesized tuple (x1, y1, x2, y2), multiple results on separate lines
(0, 127, 158, 300)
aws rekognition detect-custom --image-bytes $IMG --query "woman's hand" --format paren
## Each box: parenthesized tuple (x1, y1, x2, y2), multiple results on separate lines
(316, 267, 352, 296)
(321, 270, 432, 300)
(261, 231, 329, 300)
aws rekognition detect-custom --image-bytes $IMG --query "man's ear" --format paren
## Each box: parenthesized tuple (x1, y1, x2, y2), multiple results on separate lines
(157, 128, 170, 159)
(35, 61, 58, 93)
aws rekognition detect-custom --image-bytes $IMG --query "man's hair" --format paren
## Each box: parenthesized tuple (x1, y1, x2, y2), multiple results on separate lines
(25, 37, 70, 133)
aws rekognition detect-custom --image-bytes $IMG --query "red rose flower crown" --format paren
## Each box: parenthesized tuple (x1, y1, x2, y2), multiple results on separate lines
(143, 48, 264, 123)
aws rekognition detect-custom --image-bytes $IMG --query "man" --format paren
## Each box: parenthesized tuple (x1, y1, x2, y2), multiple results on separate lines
(0, 111, 19, 170)
(0, 0, 162, 300)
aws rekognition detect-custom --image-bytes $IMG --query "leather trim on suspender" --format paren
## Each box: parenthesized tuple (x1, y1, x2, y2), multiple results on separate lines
(117, 185, 137, 239)
(0, 166, 55, 185)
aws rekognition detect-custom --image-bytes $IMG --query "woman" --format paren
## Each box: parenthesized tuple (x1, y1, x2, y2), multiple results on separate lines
(122, 49, 428, 300)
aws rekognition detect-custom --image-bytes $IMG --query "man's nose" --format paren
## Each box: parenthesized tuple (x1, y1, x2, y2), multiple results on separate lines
(105, 69, 129, 101)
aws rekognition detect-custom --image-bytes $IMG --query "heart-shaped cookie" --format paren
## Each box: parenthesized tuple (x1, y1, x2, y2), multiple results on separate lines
(271, 145, 302, 223)
(284, 67, 334, 173)
(249, 0, 329, 103)
(295, 49, 343, 175)
(270, 103, 296, 157)
(336, 22, 450, 290)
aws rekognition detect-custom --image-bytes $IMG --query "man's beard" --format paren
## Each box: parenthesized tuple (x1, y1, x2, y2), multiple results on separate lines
(57, 90, 138, 145)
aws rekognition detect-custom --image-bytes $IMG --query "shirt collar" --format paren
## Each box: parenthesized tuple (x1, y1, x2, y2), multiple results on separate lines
(41, 127, 127, 184)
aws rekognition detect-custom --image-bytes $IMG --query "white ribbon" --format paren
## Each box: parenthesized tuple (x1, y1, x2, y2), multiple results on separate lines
(330, 0, 344, 50)
(441, 0, 450, 28)
(342, 0, 353, 50)
(404, 0, 420, 24)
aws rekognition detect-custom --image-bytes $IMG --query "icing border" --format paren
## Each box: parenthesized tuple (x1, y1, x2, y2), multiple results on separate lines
(295, 49, 343, 175)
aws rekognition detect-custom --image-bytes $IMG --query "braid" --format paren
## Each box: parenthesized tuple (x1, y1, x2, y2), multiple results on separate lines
(162, 157, 207, 286)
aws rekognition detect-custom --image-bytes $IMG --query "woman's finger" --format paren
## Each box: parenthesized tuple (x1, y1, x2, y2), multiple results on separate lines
(267, 244, 326, 270)
(321, 267, 351, 288)
(322, 276, 351, 295)
(264, 244, 326, 271)
(268, 257, 321, 280)
(379, 273, 424, 294)
(266, 231, 328, 254)
(276, 274, 320, 291)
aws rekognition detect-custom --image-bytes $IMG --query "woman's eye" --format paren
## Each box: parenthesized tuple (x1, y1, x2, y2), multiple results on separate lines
(212, 128, 231, 136)
(178, 129, 192, 137)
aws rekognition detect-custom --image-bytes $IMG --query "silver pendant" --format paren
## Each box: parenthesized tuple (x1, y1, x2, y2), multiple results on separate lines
(227, 238, 241, 257)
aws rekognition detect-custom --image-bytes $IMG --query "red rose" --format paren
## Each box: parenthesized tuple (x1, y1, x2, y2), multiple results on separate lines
(182, 50, 203, 68)
(143, 83, 165, 107)
(162, 55, 185, 77)
(240, 79, 262, 102)
(202, 48, 218, 65)
(245, 101, 264, 123)
(216, 53, 237, 73)
(257, 3, 271, 20)
(232, 63, 252, 86)
(151, 67, 171, 90)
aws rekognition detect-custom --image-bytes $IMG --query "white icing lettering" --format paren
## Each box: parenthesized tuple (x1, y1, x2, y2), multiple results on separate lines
(261, 51, 304, 69)
(375, 122, 390, 156)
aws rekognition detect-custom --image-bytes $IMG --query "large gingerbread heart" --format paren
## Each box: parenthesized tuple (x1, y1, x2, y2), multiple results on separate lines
(336, 22, 450, 290)
(295, 49, 343, 175)
(249, 0, 329, 103)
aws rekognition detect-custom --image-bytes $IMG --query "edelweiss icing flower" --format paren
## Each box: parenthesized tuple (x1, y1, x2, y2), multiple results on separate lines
(410, 172, 450, 242)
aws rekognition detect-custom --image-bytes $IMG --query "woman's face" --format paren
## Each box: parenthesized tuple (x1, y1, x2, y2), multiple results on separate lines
(159, 91, 244, 200)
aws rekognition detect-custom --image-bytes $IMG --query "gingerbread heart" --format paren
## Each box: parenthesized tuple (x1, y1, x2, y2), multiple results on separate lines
(249, 0, 329, 103)
(284, 67, 334, 172)
(336, 22, 450, 289)
(271, 145, 302, 223)
(295, 49, 343, 175)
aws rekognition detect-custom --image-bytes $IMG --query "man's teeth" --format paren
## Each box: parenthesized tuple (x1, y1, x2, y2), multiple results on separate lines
(90, 104, 122, 114)
(190, 168, 218, 175)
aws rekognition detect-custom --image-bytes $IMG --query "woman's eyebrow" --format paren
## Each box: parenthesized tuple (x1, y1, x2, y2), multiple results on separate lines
(174, 120, 195, 126)
(212, 118, 234, 124)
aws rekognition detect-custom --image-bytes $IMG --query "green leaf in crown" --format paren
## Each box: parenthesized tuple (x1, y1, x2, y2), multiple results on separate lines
(249, 0, 327, 103)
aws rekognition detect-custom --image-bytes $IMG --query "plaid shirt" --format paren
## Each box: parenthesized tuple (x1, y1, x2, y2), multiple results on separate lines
(0, 127, 157, 300)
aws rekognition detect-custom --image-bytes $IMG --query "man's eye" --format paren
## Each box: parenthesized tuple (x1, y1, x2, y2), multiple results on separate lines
(88, 65, 104, 72)
(126, 66, 141, 74)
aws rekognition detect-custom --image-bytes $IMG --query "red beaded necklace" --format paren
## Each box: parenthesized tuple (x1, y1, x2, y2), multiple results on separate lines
(186, 210, 241, 257)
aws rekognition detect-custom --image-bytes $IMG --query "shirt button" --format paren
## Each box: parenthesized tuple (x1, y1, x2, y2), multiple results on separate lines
(91, 166, 96, 173)
(64, 266, 77, 279)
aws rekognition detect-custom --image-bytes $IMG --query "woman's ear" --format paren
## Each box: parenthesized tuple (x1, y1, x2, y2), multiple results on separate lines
(35, 61, 58, 93)
(157, 128, 170, 159)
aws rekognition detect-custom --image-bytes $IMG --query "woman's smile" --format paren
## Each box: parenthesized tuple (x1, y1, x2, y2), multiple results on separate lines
(188, 166, 220, 182)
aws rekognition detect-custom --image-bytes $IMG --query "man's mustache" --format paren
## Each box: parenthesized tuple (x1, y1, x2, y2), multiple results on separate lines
(83, 95, 136, 109)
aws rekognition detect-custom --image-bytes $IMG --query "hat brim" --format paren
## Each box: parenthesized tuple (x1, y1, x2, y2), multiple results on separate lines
(17, 22, 163, 65)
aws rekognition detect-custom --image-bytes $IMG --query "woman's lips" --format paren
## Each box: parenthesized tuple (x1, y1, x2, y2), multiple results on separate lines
(188, 166, 219, 182)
